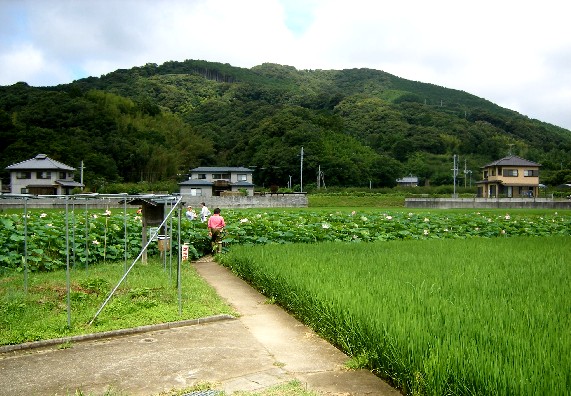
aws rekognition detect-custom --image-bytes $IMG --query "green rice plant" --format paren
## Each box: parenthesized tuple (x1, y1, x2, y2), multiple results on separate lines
(219, 236, 571, 395)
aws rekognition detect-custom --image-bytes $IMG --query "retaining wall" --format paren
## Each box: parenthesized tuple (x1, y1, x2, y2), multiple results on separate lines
(181, 193, 308, 208)
(405, 197, 571, 210)
(0, 193, 308, 210)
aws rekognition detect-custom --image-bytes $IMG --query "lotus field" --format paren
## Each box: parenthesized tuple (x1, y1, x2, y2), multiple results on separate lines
(1, 208, 570, 271)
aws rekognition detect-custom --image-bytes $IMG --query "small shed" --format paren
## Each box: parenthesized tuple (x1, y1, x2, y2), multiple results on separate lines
(121, 195, 171, 263)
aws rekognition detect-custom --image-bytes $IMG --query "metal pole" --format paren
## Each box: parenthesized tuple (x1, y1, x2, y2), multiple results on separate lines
(123, 198, 127, 273)
(65, 197, 71, 327)
(85, 201, 89, 273)
(464, 159, 467, 188)
(169, 199, 174, 278)
(24, 198, 28, 294)
(80, 160, 84, 191)
(163, 202, 167, 271)
(177, 203, 182, 316)
(71, 201, 76, 268)
(300, 146, 304, 193)
(453, 154, 457, 197)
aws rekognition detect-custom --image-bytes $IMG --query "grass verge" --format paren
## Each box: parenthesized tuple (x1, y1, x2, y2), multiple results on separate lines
(0, 258, 236, 346)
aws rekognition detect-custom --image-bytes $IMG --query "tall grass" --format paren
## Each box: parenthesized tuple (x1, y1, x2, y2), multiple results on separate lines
(219, 236, 571, 395)
(0, 259, 236, 345)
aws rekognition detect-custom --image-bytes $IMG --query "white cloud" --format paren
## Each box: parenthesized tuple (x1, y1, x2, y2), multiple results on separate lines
(0, 0, 570, 130)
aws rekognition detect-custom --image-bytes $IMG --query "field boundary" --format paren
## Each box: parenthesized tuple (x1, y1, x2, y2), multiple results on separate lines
(0, 314, 235, 353)
(0, 195, 309, 210)
(406, 197, 571, 209)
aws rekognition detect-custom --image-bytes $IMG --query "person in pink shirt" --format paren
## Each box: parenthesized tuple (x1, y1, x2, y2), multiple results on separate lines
(207, 208, 226, 253)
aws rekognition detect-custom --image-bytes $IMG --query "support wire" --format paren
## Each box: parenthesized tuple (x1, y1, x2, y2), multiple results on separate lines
(88, 195, 183, 325)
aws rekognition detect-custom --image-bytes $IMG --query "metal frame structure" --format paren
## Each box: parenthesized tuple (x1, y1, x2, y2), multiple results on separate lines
(1, 193, 185, 327)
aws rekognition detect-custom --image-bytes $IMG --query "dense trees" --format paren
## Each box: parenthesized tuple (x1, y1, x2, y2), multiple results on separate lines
(1, 60, 570, 190)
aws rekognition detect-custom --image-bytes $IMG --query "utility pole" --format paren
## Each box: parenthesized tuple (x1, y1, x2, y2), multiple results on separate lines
(317, 165, 326, 189)
(80, 160, 85, 191)
(452, 154, 458, 197)
(463, 158, 473, 188)
(464, 159, 468, 188)
(300, 146, 304, 193)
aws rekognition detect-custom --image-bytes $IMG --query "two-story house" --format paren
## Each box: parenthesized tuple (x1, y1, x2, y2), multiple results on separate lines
(179, 166, 255, 198)
(476, 155, 540, 198)
(5, 154, 84, 195)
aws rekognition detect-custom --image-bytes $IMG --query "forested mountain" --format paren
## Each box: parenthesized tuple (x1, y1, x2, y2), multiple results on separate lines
(1, 59, 571, 190)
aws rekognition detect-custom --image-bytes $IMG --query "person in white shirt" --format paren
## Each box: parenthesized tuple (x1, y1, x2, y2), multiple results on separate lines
(200, 202, 211, 222)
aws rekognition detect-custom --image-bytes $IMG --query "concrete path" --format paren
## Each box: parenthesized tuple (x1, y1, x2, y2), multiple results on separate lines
(0, 259, 399, 396)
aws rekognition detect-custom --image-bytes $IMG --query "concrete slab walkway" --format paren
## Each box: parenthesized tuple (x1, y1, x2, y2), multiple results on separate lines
(193, 260, 399, 395)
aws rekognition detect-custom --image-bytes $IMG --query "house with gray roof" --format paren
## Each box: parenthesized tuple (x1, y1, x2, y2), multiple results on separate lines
(476, 155, 541, 198)
(179, 166, 255, 198)
(5, 154, 84, 195)
(396, 175, 419, 187)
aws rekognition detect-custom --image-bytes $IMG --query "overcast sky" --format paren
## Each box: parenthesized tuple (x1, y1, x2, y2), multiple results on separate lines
(1, 0, 570, 131)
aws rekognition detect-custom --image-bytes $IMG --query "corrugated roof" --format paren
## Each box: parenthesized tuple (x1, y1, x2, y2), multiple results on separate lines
(233, 181, 255, 187)
(5, 154, 76, 171)
(481, 155, 541, 168)
(190, 167, 253, 173)
(56, 180, 84, 187)
(179, 179, 214, 186)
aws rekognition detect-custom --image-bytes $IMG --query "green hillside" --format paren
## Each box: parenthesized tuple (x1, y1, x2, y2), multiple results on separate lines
(1, 59, 570, 190)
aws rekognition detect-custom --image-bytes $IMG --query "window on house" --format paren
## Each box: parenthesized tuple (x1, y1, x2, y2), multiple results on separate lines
(491, 169, 496, 176)
(59, 171, 66, 179)
(502, 169, 518, 177)
(237, 174, 247, 181)
(16, 171, 31, 179)
(197, 174, 206, 179)
(37, 171, 51, 179)
(524, 169, 538, 177)
(483, 170, 488, 178)
(212, 173, 230, 180)
(190, 188, 202, 196)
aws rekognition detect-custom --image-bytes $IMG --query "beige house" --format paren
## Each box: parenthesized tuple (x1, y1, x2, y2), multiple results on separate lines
(477, 155, 540, 198)
(179, 166, 255, 198)
(5, 154, 83, 195)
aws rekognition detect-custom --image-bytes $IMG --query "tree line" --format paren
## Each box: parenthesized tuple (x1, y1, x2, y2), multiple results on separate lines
(1, 60, 570, 191)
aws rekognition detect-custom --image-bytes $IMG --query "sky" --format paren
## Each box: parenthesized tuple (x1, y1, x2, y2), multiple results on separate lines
(1, 0, 570, 131)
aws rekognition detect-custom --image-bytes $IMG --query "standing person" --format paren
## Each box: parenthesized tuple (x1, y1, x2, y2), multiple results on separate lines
(185, 205, 197, 220)
(200, 202, 211, 222)
(207, 208, 225, 254)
